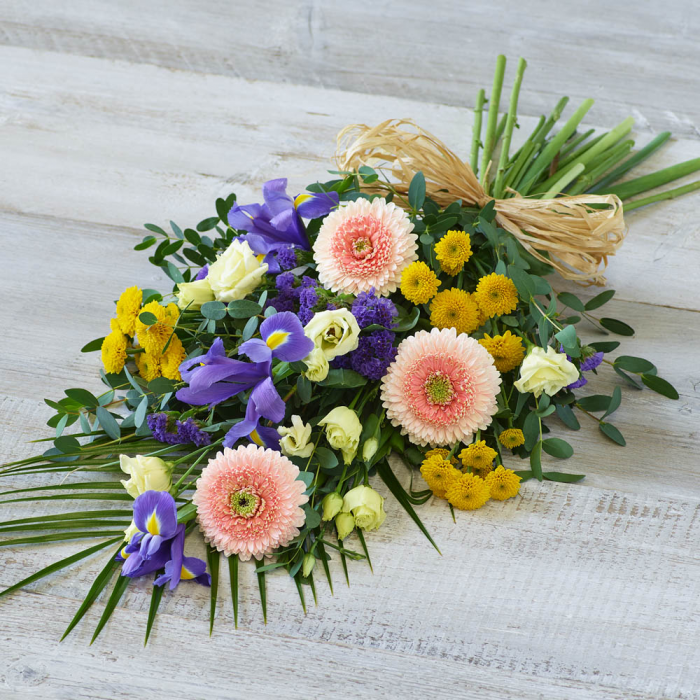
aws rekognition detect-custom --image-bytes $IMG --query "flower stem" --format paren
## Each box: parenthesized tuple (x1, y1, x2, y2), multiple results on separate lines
(608, 157, 700, 200)
(470, 88, 486, 174)
(494, 57, 527, 199)
(480, 54, 507, 189)
(623, 179, 700, 211)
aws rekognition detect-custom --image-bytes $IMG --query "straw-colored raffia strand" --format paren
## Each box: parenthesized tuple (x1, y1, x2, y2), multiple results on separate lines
(336, 119, 626, 285)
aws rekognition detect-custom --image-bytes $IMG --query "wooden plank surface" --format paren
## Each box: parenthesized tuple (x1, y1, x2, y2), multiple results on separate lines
(0, 10, 699, 700)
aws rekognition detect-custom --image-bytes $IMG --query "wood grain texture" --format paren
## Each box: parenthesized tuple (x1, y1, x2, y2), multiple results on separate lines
(0, 15, 699, 700)
(0, 0, 699, 137)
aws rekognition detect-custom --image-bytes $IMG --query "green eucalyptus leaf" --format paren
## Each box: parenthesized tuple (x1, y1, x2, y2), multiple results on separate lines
(542, 472, 586, 483)
(599, 421, 626, 445)
(530, 441, 543, 481)
(576, 395, 611, 412)
(80, 337, 105, 353)
(557, 292, 585, 313)
(408, 171, 426, 210)
(614, 356, 656, 373)
(641, 374, 679, 400)
(600, 317, 634, 336)
(201, 301, 227, 320)
(555, 404, 580, 430)
(542, 438, 574, 459)
(138, 311, 158, 326)
(584, 290, 615, 310)
(228, 300, 263, 319)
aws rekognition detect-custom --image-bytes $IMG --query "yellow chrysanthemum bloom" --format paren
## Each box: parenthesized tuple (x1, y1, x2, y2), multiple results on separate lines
(101, 319, 128, 374)
(135, 301, 180, 355)
(135, 348, 162, 382)
(479, 331, 525, 372)
(420, 455, 462, 499)
(425, 447, 458, 465)
(474, 273, 518, 318)
(472, 463, 494, 480)
(459, 440, 498, 470)
(445, 472, 491, 511)
(160, 334, 186, 381)
(115, 286, 143, 337)
(400, 261, 441, 305)
(434, 230, 472, 276)
(498, 428, 525, 449)
(430, 288, 480, 335)
(485, 465, 522, 500)
(469, 293, 488, 327)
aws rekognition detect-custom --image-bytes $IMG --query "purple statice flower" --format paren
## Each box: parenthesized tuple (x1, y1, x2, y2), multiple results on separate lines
(277, 246, 298, 271)
(147, 413, 180, 445)
(176, 418, 211, 447)
(351, 289, 397, 329)
(298, 286, 319, 325)
(580, 352, 604, 372)
(195, 264, 209, 281)
(567, 376, 588, 390)
(269, 271, 299, 313)
(348, 330, 397, 381)
(228, 178, 338, 254)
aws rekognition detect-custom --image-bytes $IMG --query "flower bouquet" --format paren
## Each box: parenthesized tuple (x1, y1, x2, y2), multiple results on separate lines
(1, 56, 692, 642)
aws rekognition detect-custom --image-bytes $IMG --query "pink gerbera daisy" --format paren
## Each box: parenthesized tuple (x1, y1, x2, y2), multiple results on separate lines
(193, 444, 308, 561)
(313, 197, 418, 296)
(380, 328, 501, 446)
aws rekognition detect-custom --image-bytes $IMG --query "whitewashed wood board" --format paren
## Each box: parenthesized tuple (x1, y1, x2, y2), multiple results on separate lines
(0, 31, 699, 700)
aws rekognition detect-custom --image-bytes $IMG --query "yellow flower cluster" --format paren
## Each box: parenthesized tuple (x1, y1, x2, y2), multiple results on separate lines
(101, 287, 185, 381)
(474, 273, 518, 318)
(400, 261, 441, 304)
(498, 428, 525, 449)
(420, 446, 521, 510)
(479, 331, 525, 372)
(430, 288, 480, 335)
(434, 230, 472, 276)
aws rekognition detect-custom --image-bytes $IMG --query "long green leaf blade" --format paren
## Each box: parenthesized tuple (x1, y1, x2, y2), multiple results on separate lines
(0, 531, 125, 547)
(377, 460, 441, 554)
(257, 568, 267, 624)
(355, 528, 373, 573)
(0, 536, 120, 600)
(62, 543, 123, 640)
(228, 555, 239, 629)
(294, 574, 307, 615)
(207, 546, 220, 636)
(144, 578, 166, 646)
(315, 541, 333, 595)
(90, 573, 131, 644)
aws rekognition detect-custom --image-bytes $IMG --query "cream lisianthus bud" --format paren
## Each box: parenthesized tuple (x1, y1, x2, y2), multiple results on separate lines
(303, 347, 330, 383)
(176, 278, 215, 310)
(319, 406, 362, 465)
(514, 346, 580, 398)
(321, 492, 344, 521)
(342, 485, 386, 531)
(206, 239, 268, 302)
(302, 553, 316, 578)
(278, 415, 314, 458)
(335, 512, 355, 540)
(303, 308, 360, 360)
(119, 455, 173, 499)
(362, 437, 379, 463)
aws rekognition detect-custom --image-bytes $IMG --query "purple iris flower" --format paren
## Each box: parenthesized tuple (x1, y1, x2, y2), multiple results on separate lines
(118, 491, 209, 589)
(228, 178, 338, 254)
(155, 524, 211, 589)
(238, 311, 314, 364)
(176, 338, 271, 406)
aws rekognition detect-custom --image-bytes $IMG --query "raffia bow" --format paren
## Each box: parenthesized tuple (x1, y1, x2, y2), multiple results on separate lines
(336, 119, 626, 285)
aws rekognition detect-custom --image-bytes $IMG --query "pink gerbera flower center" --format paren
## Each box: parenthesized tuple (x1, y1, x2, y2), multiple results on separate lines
(331, 215, 391, 279)
(404, 354, 476, 427)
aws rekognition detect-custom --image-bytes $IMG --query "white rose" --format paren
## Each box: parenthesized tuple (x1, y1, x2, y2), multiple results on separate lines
(319, 406, 362, 465)
(119, 454, 173, 499)
(303, 347, 330, 383)
(206, 239, 268, 302)
(514, 346, 579, 398)
(303, 308, 360, 360)
(176, 278, 215, 310)
(278, 415, 315, 458)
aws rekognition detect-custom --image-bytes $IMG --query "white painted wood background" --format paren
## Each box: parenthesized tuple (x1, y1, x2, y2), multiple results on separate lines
(1, 3, 699, 698)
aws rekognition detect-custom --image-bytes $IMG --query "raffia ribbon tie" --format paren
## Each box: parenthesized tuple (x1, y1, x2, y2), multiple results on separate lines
(336, 119, 626, 285)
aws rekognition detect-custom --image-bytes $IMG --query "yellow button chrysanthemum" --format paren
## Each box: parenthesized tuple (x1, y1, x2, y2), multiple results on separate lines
(135, 301, 180, 355)
(116, 286, 143, 337)
(160, 334, 187, 381)
(430, 288, 480, 335)
(459, 440, 498, 470)
(474, 273, 518, 318)
(445, 472, 491, 510)
(479, 331, 525, 372)
(400, 261, 441, 305)
(434, 230, 472, 276)
(485, 465, 522, 500)
(420, 454, 462, 499)
(135, 348, 161, 382)
(424, 447, 458, 465)
(498, 428, 525, 449)
(101, 319, 128, 375)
